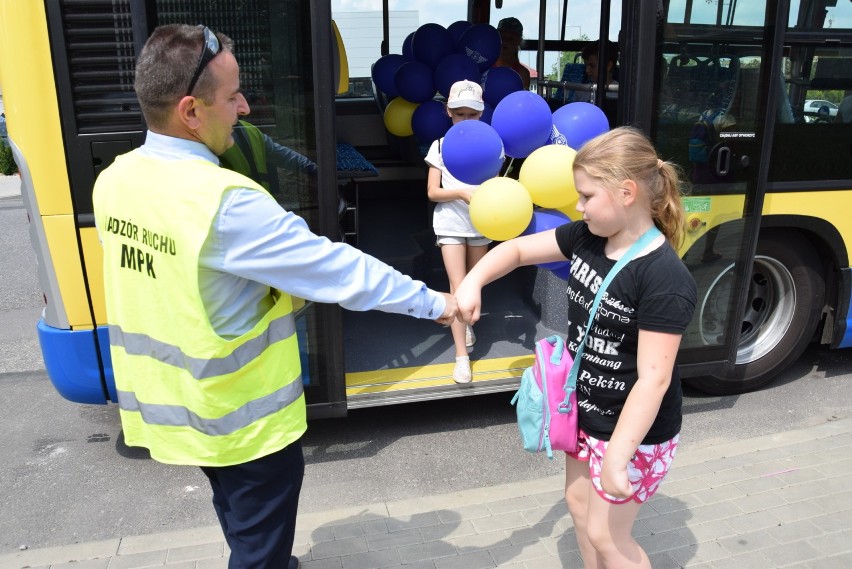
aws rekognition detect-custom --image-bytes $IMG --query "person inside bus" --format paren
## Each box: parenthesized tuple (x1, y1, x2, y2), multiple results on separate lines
(580, 39, 619, 103)
(836, 90, 852, 123)
(454, 127, 696, 569)
(92, 24, 458, 569)
(494, 17, 531, 90)
(425, 80, 493, 384)
(218, 119, 318, 192)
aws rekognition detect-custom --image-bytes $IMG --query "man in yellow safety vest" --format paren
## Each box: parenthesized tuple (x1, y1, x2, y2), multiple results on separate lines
(93, 24, 457, 569)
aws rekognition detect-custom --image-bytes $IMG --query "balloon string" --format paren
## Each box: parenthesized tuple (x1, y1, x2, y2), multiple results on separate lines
(503, 157, 514, 177)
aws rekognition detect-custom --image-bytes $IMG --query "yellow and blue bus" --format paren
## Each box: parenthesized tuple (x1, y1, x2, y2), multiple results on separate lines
(0, 0, 849, 418)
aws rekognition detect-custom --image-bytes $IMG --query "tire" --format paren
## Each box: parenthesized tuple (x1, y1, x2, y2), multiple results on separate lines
(685, 231, 825, 395)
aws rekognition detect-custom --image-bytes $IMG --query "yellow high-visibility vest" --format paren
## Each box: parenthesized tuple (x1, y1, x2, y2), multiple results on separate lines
(93, 152, 306, 466)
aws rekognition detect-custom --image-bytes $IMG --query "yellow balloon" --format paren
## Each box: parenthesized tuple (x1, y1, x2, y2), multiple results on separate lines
(383, 97, 418, 137)
(470, 177, 534, 241)
(555, 203, 583, 222)
(518, 144, 578, 209)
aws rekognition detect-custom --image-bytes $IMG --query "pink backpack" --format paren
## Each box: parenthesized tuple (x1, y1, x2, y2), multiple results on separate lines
(511, 335, 578, 459)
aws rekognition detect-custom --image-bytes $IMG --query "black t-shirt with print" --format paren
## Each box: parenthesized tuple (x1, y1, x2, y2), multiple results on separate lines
(555, 221, 697, 444)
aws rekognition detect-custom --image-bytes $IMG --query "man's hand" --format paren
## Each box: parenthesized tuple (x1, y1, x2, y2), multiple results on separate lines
(435, 292, 458, 326)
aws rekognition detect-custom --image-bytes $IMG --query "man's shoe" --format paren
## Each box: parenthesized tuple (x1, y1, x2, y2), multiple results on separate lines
(288, 555, 301, 569)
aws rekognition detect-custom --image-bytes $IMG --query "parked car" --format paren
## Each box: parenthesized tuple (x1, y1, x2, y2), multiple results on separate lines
(803, 99, 839, 122)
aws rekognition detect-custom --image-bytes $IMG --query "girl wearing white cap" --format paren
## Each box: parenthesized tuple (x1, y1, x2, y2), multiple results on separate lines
(425, 80, 490, 384)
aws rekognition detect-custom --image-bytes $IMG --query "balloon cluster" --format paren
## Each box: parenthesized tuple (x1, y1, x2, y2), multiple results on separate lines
(372, 22, 612, 278)
(461, 100, 610, 280)
(374, 21, 527, 141)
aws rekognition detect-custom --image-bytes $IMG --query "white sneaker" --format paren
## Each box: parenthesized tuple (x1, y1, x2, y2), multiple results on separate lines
(453, 356, 472, 384)
(465, 325, 476, 347)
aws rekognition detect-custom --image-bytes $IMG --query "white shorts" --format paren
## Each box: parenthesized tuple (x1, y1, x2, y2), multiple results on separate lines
(436, 235, 491, 247)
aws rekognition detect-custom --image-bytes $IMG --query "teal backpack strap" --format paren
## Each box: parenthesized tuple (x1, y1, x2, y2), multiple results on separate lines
(559, 226, 662, 413)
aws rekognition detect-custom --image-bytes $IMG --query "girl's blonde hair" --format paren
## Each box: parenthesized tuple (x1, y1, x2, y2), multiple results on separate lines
(573, 126, 687, 249)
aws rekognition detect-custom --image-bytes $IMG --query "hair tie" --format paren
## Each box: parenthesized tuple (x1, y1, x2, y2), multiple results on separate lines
(657, 158, 664, 169)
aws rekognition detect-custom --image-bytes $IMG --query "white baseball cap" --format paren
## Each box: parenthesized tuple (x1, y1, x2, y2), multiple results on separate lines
(447, 80, 484, 112)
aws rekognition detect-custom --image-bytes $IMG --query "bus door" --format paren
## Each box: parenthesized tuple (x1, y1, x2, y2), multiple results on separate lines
(30, 1, 348, 414)
(648, 1, 783, 389)
(152, 2, 350, 418)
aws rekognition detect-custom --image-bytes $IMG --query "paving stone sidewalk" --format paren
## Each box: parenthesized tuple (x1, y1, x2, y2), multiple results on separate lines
(2, 417, 850, 569)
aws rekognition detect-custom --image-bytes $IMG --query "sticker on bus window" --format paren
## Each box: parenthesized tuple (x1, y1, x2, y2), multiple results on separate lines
(683, 197, 712, 213)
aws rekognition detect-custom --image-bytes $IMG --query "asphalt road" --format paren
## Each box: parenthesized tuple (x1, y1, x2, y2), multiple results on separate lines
(2, 193, 851, 552)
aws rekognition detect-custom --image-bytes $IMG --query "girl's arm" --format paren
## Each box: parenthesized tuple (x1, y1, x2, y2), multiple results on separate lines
(599, 329, 683, 498)
(456, 229, 567, 324)
(426, 166, 473, 203)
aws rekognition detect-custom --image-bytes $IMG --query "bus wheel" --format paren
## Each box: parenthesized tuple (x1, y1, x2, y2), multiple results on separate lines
(686, 232, 824, 395)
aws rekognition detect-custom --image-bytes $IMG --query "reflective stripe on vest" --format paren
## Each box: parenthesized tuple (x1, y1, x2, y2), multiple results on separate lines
(116, 378, 304, 436)
(108, 313, 296, 380)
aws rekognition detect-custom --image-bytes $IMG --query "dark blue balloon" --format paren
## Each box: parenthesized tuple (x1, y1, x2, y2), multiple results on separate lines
(447, 20, 473, 46)
(491, 91, 553, 158)
(442, 120, 505, 184)
(434, 53, 481, 98)
(412, 100, 452, 143)
(402, 32, 415, 61)
(550, 261, 572, 279)
(522, 209, 572, 269)
(372, 54, 405, 99)
(394, 61, 436, 103)
(480, 102, 495, 125)
(521, 209, 571, 236)
(550, 102, 610, 149)
(482, 66, 524, 107)
(412, 23, 453, 69)
(457, 24, 501, 72)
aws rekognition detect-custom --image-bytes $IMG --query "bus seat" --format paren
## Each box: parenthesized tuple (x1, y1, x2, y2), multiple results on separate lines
(552, 55, 587, 104)
(659, 55, 740, 126)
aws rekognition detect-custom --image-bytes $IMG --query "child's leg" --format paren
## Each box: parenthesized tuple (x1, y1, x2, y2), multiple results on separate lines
(465, 243, 489, 272)
(440, 243, 469, 357)
(586, 492, 649, 568)
(564, 456, 600, 569)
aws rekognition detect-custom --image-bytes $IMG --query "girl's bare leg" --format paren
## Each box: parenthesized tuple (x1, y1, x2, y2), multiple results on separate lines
(441, 243, 469, 357)
(564, 457, 599, 569)
(586, 488, 649, 568)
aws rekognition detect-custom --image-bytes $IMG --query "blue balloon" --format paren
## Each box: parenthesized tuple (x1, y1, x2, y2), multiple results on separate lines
(447, 20, 473, 46)
(372, 54, 405, 99)
(412, 23, 453, 69)
(402, 32, 415, 61)
(442, 120, 505, 184)
(412, 100, 452, 143)
(550, 102, 610, 149)
(394, 61, 436, 103)
(522, 209, 572, 270)
(521, 209, 571, 235)
(482, 66, 524, 107)
(480, 102, 495, 125)
(550, 261, 572, 280)
(491, 91, 553, 158)
(434, 53, 481, 98)
(457, 24, 501, 72)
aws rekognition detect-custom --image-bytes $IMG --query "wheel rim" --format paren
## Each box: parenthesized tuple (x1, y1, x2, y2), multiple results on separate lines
(699, 255, 797, 364)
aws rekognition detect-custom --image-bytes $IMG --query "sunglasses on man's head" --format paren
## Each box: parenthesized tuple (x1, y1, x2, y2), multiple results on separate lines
(186, 26, 221, 97)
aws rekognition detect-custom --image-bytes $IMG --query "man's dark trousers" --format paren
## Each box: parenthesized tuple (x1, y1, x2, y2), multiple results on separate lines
(201, 440, 304, 569)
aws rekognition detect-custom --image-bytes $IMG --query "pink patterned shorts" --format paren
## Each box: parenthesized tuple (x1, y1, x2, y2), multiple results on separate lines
(566, 430, 679, 504)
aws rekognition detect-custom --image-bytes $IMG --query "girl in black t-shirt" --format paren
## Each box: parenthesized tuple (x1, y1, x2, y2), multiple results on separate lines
(456, 127, 696, 569)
